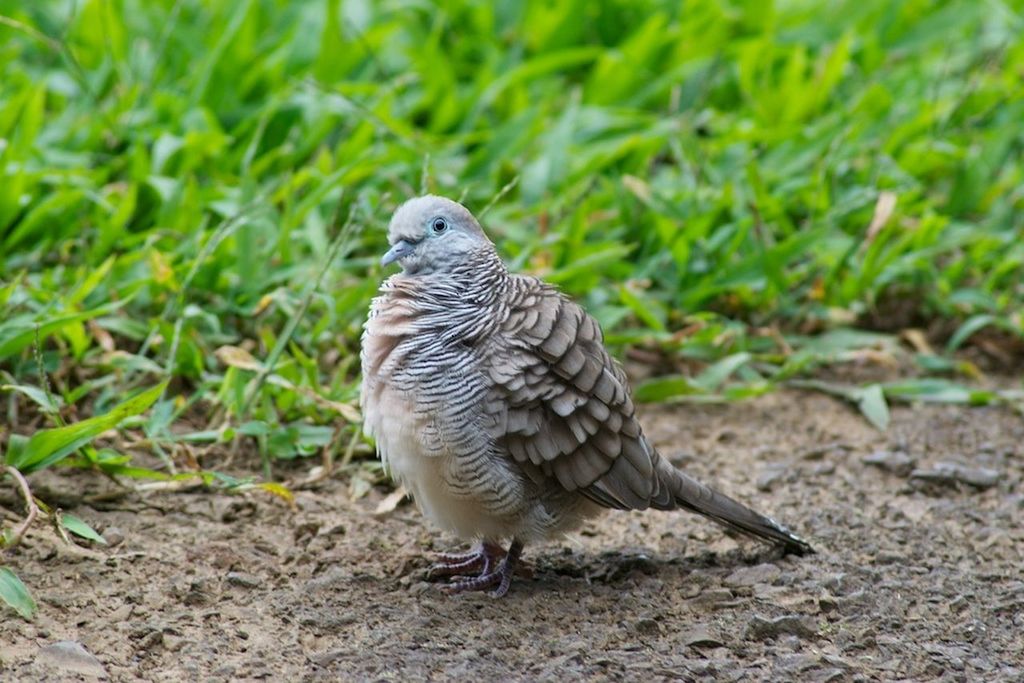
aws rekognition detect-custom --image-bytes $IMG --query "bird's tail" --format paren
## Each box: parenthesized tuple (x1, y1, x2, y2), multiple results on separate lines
(652, 455, 814, 556)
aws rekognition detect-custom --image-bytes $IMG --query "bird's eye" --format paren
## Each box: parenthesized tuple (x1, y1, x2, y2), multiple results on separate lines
(431, 217, 448, 234)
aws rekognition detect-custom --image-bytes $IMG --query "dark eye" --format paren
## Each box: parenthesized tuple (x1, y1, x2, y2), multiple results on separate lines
(431, 217, 448, 234)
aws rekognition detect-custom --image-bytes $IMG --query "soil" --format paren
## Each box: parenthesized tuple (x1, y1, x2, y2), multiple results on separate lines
(2, 389, 1023, 681)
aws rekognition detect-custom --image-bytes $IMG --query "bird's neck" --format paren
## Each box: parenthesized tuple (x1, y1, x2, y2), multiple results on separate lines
(382, 249, 509, 336)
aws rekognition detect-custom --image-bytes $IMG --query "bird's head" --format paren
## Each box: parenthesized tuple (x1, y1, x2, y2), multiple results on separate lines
(381, 195, 493, 275)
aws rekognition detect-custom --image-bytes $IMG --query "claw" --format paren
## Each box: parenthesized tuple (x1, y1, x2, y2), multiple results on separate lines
(444, 539, 523, 598)
(426, 541, 505, 580)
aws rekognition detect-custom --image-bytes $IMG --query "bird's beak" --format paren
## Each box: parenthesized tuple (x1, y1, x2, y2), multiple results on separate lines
(381, 239, 416, 267)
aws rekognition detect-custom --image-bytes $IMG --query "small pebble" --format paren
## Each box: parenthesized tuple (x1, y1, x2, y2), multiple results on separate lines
(744, 615, 817, 641)
(863, 450, 916, 477)
(681, 625, 724, 648)
(724, 563, 781, 587)
(910, 462, 1000, 489)
(634, 617, 661, 636)
(35, 641, 108, 679)
(102, 527, 126, 547)
(757, 464, 789, 492)
(226, 572, 261, 589)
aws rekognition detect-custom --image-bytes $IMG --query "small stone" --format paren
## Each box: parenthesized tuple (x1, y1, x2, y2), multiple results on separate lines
(818, 593, 839, 613)
(800, 441, 849, 460)
(810, 668, 847, 683)
(910, 462, 1000, 489)
(725, 563, 781, 587)
(689, 588, 738, 608)
(757, 464, 789, 492)
(635, 618, 661, 636)
(744, 615, 817, 641)
(774, 653, 819, 674)
(863, 450, 916, 477)
(812, 461, 836, 476)
(306, 567, 348, 593)
(137, 630, 163, 651)
(101, 526, 125, 547)
(681, 625, 724, 648)
(35, 641, 108, 679)
(310, 649, 350, 667)
(226, 572, 261, 589)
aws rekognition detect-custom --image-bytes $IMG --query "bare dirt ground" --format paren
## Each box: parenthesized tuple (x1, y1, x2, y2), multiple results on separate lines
(2, 389, 1023, 681)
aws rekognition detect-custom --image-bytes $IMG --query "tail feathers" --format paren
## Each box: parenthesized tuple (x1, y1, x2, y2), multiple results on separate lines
(654, 458, 814, 556)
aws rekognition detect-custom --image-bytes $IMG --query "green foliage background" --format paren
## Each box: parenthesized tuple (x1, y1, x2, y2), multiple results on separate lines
(2, 0, 1023, 467)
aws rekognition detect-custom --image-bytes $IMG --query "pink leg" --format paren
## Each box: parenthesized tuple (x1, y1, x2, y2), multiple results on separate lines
(446, 539, 524, 598)
(427, 541, 506, 580)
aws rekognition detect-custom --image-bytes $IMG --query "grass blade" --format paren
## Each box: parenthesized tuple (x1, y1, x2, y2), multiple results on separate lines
(0, 567, 36, 620)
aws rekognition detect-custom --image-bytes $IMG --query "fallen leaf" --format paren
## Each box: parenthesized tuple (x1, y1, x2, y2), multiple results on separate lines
(215, 345, 263, 372)
(373, 487, 408, 516)
(862, 190, 897, 248)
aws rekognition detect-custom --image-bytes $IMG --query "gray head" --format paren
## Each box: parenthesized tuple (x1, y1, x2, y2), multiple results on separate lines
(380, 195, 493, 275)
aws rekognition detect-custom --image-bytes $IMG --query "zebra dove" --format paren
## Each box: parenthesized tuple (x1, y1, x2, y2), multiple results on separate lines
(360, 195, 813, 597)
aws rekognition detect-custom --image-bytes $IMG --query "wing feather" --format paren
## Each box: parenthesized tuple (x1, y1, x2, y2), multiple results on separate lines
(483, 277, 657, 507)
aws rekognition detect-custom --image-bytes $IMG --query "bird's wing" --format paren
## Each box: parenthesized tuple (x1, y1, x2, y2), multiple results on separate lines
(482, 278, 672, 510)
(481, 277, 814, 555)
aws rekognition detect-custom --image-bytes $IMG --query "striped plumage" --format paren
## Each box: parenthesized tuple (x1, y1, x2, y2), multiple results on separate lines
(360, 195, 812, 596)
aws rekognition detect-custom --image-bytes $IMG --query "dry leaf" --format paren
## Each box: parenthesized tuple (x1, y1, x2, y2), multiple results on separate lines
(862, 191, 897, 248)
(373, 486, 407, 516)
(900, 328, 934, 355)
(622, 174, 652, 202)
(88, 319, 116, 352)
(215, 345, 263, 372)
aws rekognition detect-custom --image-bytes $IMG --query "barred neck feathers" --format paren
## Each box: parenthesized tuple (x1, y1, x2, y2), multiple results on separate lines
(383, 246, 508, 340)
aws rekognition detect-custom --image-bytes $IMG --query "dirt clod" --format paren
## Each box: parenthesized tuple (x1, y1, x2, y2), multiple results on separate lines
(34, 641, 107, 679)
(910, 461, 1001, 489)
(681, 625, 725, 648)
(225, 571, 260, 589)
(862, 450, 916, 476)
(744, 615, 817, 641)
(724, 563, 781, 587)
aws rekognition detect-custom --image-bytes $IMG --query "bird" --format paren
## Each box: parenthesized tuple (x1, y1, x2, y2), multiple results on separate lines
(360, 195, 813, 597)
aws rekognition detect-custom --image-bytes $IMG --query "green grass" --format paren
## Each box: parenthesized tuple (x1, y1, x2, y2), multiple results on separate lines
(2, 0, 1024, 616)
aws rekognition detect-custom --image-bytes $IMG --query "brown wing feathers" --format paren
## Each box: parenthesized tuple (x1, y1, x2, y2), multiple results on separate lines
(490, 279, 813, 555)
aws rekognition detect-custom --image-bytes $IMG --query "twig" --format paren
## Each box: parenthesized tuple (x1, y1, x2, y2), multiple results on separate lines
(3, 466, 41, 549)
(339, 426, 362, 469)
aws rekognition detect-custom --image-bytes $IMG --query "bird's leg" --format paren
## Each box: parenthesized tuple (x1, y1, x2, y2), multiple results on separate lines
(446, 538, 524, 598)
(427, 541, 506, 580)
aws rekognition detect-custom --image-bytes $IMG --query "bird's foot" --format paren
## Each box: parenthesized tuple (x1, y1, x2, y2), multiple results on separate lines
(445, 539, 523, 598)
(426, 541, 505, 581)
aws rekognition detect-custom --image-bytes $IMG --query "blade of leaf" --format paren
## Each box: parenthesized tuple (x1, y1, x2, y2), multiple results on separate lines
(8, 381, 168, 474)
(856, 383, 890, 431)
(634, 375, 702, 402)
(0, 302, 126, 361)
(945, 314, 995, 354)
(0, 566, 37, 620)
(58, 513, 108, 545)
(1, 384, 63, 414)
(694, 352, 753, 392)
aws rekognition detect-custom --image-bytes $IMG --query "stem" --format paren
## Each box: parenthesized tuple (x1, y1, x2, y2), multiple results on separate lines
(3, 466, 40, 549)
